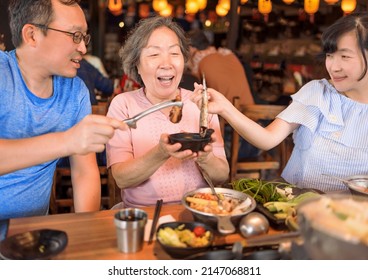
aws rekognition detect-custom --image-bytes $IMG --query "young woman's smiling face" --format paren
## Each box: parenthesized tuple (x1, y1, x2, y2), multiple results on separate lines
(138, 26, 184, 102)
(326, 31, 368, 96)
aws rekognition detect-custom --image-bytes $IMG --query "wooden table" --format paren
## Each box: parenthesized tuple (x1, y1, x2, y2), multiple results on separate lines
(7, 204, 285, 260)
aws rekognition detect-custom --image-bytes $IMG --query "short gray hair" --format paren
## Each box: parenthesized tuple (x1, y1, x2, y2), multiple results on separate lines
(119, 16, 190, 85)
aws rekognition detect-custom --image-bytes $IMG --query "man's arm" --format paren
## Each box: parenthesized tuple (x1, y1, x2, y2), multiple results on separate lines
(69, 153, 101, 212)
(0, 115, 127, 176)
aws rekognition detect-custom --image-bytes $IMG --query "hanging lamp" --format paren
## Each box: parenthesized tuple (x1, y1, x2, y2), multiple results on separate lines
(341, 0, 356, 14)
(152, 0, 168, 12)
(216, 4, 229, 16)
(108, 0, 123, 16)
(159, 3, 173, 17)
(304, 0, 319, 14)
(197, 0, 207, 11)
(186, 0, 199, 14)
(258, 0, 272, 15)
(324, 0, 338, 4)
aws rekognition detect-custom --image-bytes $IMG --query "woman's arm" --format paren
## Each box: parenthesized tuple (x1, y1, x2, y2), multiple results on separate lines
(192, 85, 297, 151)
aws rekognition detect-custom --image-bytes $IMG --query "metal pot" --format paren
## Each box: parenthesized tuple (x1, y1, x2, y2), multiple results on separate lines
(297, 194, 368, 260)
(182, 187, 256, 235)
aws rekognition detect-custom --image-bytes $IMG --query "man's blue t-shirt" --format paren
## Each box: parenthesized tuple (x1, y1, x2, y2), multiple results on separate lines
(0, 50, 91, 220)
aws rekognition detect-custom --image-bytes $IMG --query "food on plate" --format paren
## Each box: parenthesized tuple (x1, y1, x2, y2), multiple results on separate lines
(231, 178, 321, 220)
(157, 224, 212, 248)
(231, 178, 296, 204)
(193, 226, 206, 237)
(185, 192, 251, 215)
(263, 192, 321, 219)
(299, 196, 368, 245)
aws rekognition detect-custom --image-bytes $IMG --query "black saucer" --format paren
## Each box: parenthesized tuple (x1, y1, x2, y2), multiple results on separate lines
(0, 229, 68, 260)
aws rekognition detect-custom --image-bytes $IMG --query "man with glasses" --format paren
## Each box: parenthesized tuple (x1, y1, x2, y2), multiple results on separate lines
(0, 0, 127, 228)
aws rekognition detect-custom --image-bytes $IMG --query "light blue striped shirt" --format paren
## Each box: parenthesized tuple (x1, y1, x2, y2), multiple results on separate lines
(278, 79, 368, 193)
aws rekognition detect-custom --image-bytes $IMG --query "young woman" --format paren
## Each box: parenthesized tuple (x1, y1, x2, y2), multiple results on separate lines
(192, 12, 368, 193)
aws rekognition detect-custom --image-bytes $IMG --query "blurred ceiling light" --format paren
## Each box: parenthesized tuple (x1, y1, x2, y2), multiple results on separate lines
(108, 0, 123, 15)
(304, 0, 319, 14)
(283, 0, 295, 4)
(204, 19, 212, 27)
(152, 0, 168, 12)
(240, 0, 249, 4)
(218, 0, 231, 11)
(258, 0, 272, 14)
(341, 0, 356, 14)
(197, 0, 208, 11)
(186, 0, 199, 14)
(324, 0, 339, 4)
(216, 4, 229, 17)
(159, 3, 173, 17)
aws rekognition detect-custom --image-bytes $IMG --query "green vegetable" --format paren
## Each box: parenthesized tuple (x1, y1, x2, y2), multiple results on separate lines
(231, 178, 322, 221)
(231, 178, 295, 204)
(157, 227, 187, 248)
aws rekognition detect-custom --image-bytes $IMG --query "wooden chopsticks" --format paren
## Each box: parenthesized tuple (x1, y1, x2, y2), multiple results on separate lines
(148, 199, 163, 244)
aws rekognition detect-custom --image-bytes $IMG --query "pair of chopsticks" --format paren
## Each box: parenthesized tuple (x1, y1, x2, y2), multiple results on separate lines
(148, 199, 163, 244)
(199, 73, 208, 138)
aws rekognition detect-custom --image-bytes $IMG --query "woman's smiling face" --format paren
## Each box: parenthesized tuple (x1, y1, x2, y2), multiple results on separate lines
(137, 26, 184, 102)
(325, 31, 368, 95)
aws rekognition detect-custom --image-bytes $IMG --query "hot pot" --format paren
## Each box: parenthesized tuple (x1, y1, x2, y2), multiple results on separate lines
(297, 194, 368, 259)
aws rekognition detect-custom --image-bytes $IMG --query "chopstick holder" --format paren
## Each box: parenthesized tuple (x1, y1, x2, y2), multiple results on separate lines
(148, 199, 163, 244)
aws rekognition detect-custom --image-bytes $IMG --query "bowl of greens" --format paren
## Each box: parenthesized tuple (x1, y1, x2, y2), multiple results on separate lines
(230, 178, 322, 229)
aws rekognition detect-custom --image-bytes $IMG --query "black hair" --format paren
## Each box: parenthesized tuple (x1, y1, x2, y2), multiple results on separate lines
(319, 12, 368, 81)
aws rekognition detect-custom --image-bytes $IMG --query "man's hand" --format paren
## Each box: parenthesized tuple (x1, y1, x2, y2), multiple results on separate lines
(65, 114, 128, 155)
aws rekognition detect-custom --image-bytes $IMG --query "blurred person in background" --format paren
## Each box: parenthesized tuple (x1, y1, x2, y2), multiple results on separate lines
(187, 29, 259, 159)
(77, 58, 119, 105)
(186, 29, 254, 107)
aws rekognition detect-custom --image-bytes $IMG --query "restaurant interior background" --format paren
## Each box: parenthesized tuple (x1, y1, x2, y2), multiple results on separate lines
(0, 0, 367, 103)
(81, 0, 368, 104)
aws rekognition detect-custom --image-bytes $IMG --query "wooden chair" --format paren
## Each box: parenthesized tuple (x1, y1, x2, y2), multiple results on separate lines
(49, 166, 119, 214)
(229, 97, 292, 181)
(92, 102, 108, 115)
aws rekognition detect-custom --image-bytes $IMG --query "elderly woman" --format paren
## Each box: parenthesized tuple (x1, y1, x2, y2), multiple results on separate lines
(106, 16, 229, 208)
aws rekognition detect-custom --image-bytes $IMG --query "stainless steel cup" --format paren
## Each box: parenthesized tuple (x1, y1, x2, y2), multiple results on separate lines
(114, 208, 147, 253)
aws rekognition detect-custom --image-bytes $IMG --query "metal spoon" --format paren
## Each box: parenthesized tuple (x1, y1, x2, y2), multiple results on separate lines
(123, 99, 183, 129)
(239, 212, 270, 238)
(321, 173, 363, 189)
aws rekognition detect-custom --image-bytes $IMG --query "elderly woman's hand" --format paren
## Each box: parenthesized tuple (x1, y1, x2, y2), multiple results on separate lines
(194, 133, 216, 164)
(158, 134, 196, 160)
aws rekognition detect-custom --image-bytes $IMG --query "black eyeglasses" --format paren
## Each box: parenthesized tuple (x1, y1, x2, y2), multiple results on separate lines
(31, 23, 91, 45)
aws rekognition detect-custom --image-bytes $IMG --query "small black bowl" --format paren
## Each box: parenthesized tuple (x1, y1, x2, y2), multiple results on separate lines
(168, 129, 214, 152)
(156, 221, 214, 259)
(0, 229, 68, 260)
